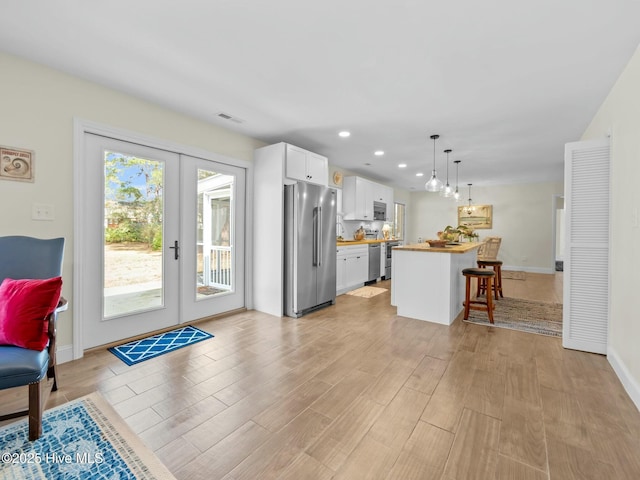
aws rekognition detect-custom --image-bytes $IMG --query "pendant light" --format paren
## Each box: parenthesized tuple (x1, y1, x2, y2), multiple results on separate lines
(425, 134, 443, 192)
(465, 183, 475, 214)
(453, 160, 461, 201)
(440, 149, 454, 197)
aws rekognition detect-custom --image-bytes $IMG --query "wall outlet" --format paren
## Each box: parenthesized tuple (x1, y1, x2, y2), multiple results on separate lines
(32, 203, 55, 221)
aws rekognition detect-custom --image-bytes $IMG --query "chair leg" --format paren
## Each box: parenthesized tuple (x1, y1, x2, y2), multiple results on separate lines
(47, 364, 58, 392)
(464, 275, 472, 319)
(486, 276, 494, 324)
(28, 381, 43, 441)
(496, 265, 504, 298)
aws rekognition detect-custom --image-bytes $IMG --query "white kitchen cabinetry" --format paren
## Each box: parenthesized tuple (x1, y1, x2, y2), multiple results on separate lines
(380, 242, 386, 278)
(377, 185, 394, 222)
(253, 142, 328, 317)
(342, 176, 374, 220)
(343, 176, 393, 221)
(336, 245, 369, 294)
(284, 144, 328, 186)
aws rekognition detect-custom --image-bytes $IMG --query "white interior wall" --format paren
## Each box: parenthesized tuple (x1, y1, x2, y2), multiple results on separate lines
(409, 181, 564, 272)
(0, 52, 264, 350)
(581, 45, 640, 409)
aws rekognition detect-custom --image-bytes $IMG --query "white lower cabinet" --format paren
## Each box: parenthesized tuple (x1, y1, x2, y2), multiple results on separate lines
(336, 245, 369, 294)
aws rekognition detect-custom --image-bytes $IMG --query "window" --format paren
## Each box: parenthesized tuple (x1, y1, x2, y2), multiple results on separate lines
(394, 202, 405, 240)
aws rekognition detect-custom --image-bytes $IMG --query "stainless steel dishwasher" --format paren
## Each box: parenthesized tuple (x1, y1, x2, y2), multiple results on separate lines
(368, 243, 381, 281)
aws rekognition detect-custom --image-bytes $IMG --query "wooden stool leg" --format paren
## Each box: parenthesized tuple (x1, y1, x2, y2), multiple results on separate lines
(496, 265, 503, 298)
(476, 264, 486, 297)
(486, 275, 494, 323)
(464, 275, 471, 319)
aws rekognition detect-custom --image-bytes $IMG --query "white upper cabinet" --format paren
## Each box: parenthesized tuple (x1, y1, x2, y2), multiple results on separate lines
(285, 144, 328, 186)
(343, 176, 393, 221)
(306, 152, 329, 184)
(373, 184, 394, 222)
(343, 176, 374, 220)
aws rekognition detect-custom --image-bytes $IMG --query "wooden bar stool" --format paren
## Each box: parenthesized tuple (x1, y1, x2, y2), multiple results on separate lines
(477, 259, 504, 299)
(462, 267, 496, 323)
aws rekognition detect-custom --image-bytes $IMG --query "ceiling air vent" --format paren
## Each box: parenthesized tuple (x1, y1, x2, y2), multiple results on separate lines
(216, 112, 244, 124)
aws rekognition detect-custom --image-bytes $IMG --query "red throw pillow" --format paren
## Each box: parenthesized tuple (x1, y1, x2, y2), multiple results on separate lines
(0, 277, 62, 351)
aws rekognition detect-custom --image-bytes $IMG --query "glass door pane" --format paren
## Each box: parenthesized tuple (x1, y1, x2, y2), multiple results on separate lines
(104, 151, 165, 318)
(196, 168, 235, 300)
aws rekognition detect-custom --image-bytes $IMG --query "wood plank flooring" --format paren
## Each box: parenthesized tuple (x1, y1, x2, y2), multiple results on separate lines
(3, 272, 640, 479)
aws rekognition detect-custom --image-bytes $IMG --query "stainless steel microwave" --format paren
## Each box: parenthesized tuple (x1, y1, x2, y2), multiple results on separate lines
(373, 201, 386, 221)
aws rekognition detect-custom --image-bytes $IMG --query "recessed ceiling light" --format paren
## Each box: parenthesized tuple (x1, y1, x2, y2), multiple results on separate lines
(338, 131, 351, 138)
(416, 172, 424, 177)
(374, 150, 384, 156)
(398, 163, 407, 168)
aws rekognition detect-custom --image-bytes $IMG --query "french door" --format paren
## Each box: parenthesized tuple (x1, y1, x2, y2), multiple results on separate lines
(180, 154, 246, 322)
(81, 133, 245, 349)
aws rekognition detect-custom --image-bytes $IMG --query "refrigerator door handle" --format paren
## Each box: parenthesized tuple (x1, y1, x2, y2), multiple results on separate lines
(312, 206, 319, 266)
(317, 206, 323, 266)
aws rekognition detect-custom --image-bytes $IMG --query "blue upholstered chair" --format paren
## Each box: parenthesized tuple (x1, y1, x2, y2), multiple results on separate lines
(0, 236, 67, 440)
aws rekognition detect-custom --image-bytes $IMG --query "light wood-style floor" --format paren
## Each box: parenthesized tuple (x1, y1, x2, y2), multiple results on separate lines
(3, 272, 640, 479)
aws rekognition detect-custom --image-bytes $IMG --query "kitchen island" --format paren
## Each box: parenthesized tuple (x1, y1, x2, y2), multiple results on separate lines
(391, 242, 482, 325)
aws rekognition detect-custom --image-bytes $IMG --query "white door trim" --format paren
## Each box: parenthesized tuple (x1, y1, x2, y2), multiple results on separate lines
(73, 118, 254, 360)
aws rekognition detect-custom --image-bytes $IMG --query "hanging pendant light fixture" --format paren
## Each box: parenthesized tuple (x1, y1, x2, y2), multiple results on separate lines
(465, 183, 475, 215)
(453, 160, 461, 201)
(425, 134, 443, 192)
(441, 149, 454, 197)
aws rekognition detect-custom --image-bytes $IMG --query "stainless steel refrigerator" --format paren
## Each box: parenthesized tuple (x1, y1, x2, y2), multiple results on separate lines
(284, 182, 337, 317)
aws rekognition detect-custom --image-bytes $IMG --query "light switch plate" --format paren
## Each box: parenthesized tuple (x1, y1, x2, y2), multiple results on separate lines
(32, 203, 55, 221)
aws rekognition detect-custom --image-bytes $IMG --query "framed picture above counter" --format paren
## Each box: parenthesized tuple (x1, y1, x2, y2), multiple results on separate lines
(458, 204, 492, 229)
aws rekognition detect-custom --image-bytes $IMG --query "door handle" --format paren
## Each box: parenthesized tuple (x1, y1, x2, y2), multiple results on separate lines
(317, 206, 322, 266)
(169, 240, 179, 260)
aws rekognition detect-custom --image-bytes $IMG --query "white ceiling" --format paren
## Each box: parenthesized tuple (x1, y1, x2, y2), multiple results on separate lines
(2, 1, 639, 190)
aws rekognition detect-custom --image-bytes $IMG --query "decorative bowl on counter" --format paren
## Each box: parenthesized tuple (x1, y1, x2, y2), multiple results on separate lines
(426, 239, 448, 248)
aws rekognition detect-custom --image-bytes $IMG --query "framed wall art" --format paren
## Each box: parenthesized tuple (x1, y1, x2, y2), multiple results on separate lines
(1, 145, 35, 182)
(458, 204, 493, 229)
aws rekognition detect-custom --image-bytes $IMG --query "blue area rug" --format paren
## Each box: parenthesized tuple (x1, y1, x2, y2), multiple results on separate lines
(109, 326, 213, 366)
(0, 393, 174, 479)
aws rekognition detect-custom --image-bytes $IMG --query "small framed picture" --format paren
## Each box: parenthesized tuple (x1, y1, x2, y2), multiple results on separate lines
(458, 204, 493, 229)
(1, 145, 35, 182)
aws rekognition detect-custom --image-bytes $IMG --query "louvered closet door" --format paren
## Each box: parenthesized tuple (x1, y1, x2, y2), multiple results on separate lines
(563, 138, 610, 354)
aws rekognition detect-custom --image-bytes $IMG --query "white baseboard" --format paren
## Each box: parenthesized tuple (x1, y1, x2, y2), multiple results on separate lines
(56, 344, 74, 365)
(608, 346, 640, 413)
(502, 265, 555, 274)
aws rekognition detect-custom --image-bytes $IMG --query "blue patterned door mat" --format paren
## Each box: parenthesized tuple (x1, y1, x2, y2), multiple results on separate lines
(108, 326, 213, 365)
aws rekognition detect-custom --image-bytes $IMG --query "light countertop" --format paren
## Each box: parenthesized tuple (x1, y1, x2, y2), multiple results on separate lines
(393, 242, 483, 254)
(336, 239, 401, 246)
